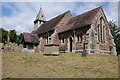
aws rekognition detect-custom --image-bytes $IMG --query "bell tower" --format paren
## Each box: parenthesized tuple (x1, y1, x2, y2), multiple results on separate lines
(34, 7, 46, 31)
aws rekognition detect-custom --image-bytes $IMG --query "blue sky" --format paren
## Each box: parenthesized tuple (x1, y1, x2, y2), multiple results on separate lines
(1, 2, 118, 34)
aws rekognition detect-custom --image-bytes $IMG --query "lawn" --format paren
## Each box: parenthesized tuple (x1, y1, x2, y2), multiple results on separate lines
(2, 51, 118, 78)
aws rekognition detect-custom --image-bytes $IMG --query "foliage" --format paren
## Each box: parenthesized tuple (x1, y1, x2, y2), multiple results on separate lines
(16, 33, 23, 45)
(9, 30, 17, 43)
(0, 28, 8, 44)
(0, 28, 23, 45)
(0, 29, 2, 42)
(109, 20, 120, 55)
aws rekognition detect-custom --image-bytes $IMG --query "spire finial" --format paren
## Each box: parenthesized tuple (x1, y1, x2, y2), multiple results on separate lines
(40, 4, 42, 9)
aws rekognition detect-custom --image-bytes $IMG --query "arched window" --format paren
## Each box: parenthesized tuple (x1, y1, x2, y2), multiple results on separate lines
(97, 25, 100, 42)
(99, 17, 106, 43)
(62, 37, 64, 43)
(103, 26, 105, 43)
(77, 34, 79, 42)
(100, 17, 103, 42)
(80, 33, 83, 41)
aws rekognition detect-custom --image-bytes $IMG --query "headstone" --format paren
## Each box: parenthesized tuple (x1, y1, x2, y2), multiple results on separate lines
(82, 49, 87, 57)
(22, 48, 28, 53)
(18, 44, 23, 52)
(35, 47, 39, 52)
(82, 43, 87, 57)
(44, 44, 59, 55)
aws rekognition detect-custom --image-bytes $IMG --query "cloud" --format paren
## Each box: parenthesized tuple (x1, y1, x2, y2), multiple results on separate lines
(2, 2, 35, 34)
(75, 2, 118, 24)
(75, 2, 102, 15)
(107, 2, 118, 24)
(1, 0, 120, 2)
(2, 2, 78, 34)
(1, 2, 118, 34)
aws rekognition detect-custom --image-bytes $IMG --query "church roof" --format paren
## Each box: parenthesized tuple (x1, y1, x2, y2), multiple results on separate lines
(33, 7, 102, 34)
(35, 7, 46, 22)
(58, 7, 101, 33)
(22, 32, 39, 43)
(33, 11, 70, 34)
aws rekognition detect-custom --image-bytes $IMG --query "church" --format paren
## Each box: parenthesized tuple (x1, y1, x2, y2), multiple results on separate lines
(22, 6, 117, 55)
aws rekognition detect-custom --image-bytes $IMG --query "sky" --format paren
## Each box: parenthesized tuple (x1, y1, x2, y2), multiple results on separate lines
(0, 1, 119, 34)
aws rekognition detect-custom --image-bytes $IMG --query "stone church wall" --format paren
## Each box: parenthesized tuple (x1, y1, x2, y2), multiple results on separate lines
(59, 26, 90, 53)
(90, 8, 114, 54)
(52, 11, 72, 46)
(37, 8, 116, 55)
(38, 12, 72, 52)
(38, 30, 54, 52)
(58, 8, 115, 54)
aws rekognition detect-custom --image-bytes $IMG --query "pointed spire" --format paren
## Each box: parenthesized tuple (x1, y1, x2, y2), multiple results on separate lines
(35, 6, 46, 22)
(33, 6, 46, 31)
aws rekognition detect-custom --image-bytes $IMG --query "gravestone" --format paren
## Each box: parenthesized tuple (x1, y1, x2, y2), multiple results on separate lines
(44, 44, 59, 55)
(82, 43, 87, 57)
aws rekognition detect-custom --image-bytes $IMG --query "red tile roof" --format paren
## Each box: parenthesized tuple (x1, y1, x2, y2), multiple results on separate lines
(23, 32, 39, 43)
(58, 7, 101, 33)
(32, 11, 70, 35)
(32, 7, 101, 34)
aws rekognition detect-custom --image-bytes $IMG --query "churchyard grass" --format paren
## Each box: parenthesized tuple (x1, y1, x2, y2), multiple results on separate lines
(2, 51, 118, 78)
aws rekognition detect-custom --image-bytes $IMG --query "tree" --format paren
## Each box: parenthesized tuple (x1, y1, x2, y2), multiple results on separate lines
(109, 20, 120, 55)
(0, 28, 2, 43)
(9, 30, 17, 43)
(0, 28, 8, 44)
(0, 28, 23, 45)
(16, 33, 23, 45)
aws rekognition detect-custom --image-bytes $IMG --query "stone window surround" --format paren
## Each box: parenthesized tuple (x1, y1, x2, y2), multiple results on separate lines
(98, 17, 106, 43)
(76, 32, 83, 42)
